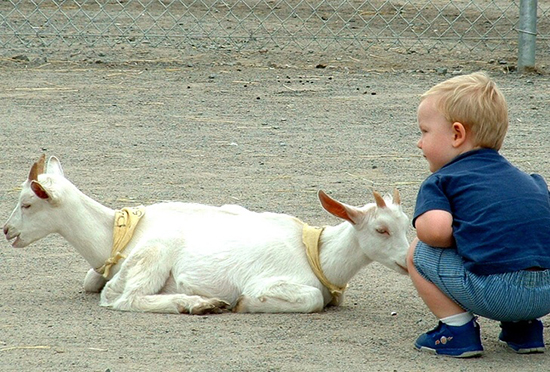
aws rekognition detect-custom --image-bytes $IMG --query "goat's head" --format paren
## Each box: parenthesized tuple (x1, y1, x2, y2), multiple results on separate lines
(3, 154, 66, 248)
(318, 189, 410, 274)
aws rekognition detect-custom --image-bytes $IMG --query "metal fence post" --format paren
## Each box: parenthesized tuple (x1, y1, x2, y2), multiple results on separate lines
(518, 0, 538, 72)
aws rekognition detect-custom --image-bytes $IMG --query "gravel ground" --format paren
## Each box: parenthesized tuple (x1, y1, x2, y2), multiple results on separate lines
(0, 54, 549, 371)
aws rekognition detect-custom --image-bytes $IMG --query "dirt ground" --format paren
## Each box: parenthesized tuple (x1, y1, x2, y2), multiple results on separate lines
(0, 47, 549, 372)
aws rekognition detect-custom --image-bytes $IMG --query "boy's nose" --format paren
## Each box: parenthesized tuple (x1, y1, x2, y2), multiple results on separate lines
(416, 138, 422, 149)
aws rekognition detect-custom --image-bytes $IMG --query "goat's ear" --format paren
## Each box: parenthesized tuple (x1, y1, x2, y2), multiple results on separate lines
(46, 156, 64, 176)
(318, 190, 359, 225)
(30, 181, 50, 200)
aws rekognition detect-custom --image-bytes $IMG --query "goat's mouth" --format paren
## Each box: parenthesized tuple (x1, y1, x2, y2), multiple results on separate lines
(396, 263, 409, 274)
(6, 233, 21, 248)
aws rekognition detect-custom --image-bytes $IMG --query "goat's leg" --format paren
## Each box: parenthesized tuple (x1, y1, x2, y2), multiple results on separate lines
(100, 245, 229, 314)
(104, 283, 230, 314)
(234, 280, 325, 313)
(99, 259, 132, 308)
(112, 293, 230, 314)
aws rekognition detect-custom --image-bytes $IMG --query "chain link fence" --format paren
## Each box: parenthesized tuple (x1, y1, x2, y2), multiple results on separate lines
(1, 0, 549, 67)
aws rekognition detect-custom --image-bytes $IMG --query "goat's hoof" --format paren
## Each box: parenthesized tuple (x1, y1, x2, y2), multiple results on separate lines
(188, 299, 230, 315)
(83, 269, 107, 293)
(233, 295, 247, 313)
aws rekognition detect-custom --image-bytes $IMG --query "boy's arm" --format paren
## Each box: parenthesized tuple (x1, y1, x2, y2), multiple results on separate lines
(415, 209, 454, 248)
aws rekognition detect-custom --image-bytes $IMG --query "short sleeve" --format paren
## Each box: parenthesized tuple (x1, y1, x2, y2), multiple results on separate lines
(413, 175, 452, 228)
(530, 173, 550, 198)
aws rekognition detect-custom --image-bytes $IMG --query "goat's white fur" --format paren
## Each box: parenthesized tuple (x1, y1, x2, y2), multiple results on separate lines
(4, 155, 410, 314)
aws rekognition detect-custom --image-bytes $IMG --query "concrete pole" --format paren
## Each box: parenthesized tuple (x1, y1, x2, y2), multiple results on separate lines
(518, 0, 538, 73)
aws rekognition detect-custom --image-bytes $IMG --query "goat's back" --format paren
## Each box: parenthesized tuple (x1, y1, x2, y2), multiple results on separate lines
(130, 202, 312, 276)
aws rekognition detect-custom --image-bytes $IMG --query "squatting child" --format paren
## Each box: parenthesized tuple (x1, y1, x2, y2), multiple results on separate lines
(407, 71, 550, 357)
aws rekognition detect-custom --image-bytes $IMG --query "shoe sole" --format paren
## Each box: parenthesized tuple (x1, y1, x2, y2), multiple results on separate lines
(498, 340, 545, 354)
(415, 345, 483, 358)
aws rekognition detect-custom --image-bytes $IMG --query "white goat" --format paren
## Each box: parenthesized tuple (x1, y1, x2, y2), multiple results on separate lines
(4, 155, 409, 314)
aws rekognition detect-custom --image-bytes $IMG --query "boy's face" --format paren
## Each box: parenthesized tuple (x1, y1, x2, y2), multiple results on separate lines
(416, 96, 460, 172)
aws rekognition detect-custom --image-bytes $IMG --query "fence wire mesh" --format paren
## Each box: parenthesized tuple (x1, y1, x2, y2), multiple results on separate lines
(1, 0, 549, 66)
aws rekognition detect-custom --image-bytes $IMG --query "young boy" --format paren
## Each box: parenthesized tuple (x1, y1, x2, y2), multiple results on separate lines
(407, 72, 550, 357)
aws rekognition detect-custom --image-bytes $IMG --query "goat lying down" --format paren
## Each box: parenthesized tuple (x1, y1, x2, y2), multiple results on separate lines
(4, 155, 409, 314)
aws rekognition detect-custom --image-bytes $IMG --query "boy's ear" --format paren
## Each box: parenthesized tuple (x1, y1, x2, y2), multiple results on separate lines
(451, 122, 467, 147)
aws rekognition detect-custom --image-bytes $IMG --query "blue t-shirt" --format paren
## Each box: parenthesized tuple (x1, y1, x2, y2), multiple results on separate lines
(413, 148, 550, 275)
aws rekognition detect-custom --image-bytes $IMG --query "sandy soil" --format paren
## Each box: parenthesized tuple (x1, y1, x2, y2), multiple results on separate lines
(0, 53, 549, 372)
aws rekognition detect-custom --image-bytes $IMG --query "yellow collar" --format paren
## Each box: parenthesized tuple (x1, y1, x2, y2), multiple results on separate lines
(302, 223, 347, 305)
(95, 206, 146, 278)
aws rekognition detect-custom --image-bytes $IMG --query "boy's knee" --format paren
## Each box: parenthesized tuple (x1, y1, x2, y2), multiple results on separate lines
(406, 239, 419, 269)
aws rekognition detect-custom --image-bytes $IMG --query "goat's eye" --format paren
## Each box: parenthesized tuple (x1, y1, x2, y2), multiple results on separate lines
(21, 204, 31, 209)
(376, 228, 389, 236)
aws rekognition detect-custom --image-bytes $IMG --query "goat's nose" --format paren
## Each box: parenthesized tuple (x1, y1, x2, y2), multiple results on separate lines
(3, 225, 8, 236)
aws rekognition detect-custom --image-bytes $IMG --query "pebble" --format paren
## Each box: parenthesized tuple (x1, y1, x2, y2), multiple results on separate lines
(12, 54, 29, 61)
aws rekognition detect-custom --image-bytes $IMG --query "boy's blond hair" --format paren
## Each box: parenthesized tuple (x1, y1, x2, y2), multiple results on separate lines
(421, 71, 508, 150)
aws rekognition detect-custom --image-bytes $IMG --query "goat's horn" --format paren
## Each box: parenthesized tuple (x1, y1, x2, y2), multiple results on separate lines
(28, 154, 46, 181)
(37, 154, 46, 174)
(373, 191, 386, 208)
(393, 188, 401, 205)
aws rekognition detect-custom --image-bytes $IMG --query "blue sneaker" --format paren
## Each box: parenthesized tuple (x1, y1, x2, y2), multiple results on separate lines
(499, 320, 545, 354)
(414, 318, 483, 357)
